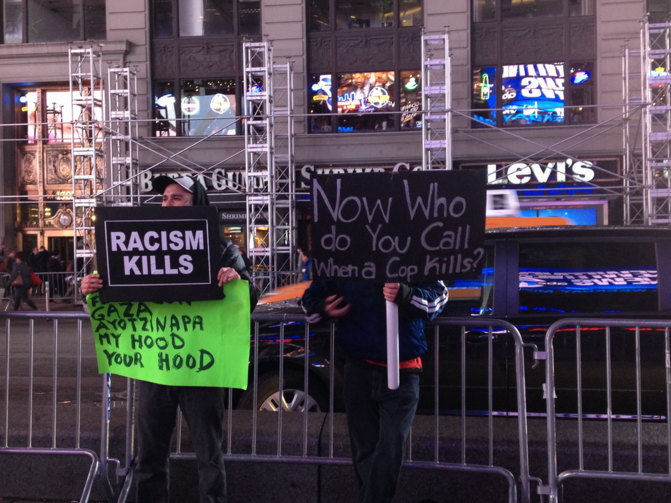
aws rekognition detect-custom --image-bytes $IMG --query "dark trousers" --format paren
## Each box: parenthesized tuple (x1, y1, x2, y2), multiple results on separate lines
(135, 381, 227, 503)
(13, 285, 37, 311)
(343, 361, 420, 503)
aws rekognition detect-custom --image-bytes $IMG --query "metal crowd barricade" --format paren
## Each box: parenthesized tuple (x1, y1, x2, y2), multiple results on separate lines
(0, 311, 117, 503)
(32, 271, 79, 305)
(114, 314, 531, 503)
(544, 318, 671, 503)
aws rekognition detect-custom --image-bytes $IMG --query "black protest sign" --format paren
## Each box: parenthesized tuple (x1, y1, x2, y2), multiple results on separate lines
(311, 170, 487, 282)
(95, 206, 223, 303)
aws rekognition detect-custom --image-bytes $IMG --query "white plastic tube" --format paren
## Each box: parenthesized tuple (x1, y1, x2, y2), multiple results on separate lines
(386, 300, 400, 390)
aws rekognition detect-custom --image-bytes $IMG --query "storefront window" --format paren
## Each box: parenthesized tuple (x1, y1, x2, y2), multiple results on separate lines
(180, 79, 237, 136)
(649, 0, 670, 22)
(4, 0, 23, 43)
(336, 71, 395, 132)
(223, 225, 244, 247)
(154, 82, 178, 136)
(45, 91, 82, 142)
(24, 91, 38, 142)
(473, 0, 496, 21)
(152, 0, 174, 37)
(309, 74, 333, 133)
(400, 71, 421, 129)
(336, 0, 394, 29)
(19, 203, 40, 228)
(568, 62, 594, 124)
(153, 0, 259, 37)
(18, 89, 101, 142)
(473, 0, 595, 21)
(4, 0, 106, 44)
(308, 0, 329, 31)
(569, 0, 594, 16)
(502, 62, 565, 126)
(472, 66, 497, 127)
(239, 0, 261, 34)
(400, 0, 422, 26)
(501, 0, 562, 18)
(179, 0, 233, 36)
(316, 0, 421, 31)
(83, 0, 106, 39)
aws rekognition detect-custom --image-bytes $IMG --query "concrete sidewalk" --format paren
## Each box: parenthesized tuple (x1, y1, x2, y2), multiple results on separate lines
(3, 406, 671, 503)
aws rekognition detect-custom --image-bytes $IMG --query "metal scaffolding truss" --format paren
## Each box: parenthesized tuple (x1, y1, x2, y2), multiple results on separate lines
(243, 40, 295, 293)
(624, 17, 671, 225)
(421, 30, 451, 170)
(68, 44, 106, 288)
(107, 66, 141, 208)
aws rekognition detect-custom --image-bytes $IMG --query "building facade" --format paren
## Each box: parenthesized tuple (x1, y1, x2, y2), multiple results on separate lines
(0, 0, 668, 257)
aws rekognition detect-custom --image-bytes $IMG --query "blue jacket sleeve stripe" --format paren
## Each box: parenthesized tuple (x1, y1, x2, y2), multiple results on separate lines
(409, 281, 449, 313)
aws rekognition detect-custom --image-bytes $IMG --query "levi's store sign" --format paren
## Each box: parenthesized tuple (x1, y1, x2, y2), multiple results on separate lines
(460, 157, 620, 186)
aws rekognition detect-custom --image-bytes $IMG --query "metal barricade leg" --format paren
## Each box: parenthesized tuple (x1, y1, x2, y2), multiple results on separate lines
(116, 378, 136, 503)
(99, 373, 116, 502)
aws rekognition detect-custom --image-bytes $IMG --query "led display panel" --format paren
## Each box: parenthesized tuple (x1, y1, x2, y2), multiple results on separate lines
(180, 79, 237, 136)
(400, 71, 422, 129)
(309, 74, 333, 133)
(336, 72, 395, 132)
(502, 63, 565, 125)
(472, 66, 497, 127)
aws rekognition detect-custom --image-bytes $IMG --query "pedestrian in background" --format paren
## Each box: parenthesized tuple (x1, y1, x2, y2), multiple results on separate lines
(0, 249, 17, 300)
(301, 279, 448, 503)
(47, 252, 63, 301)
(34, 246, 51, 296)
(9, 251, 38, 311)
(301, 251, 312, 282)
(296, 244, 305, 283)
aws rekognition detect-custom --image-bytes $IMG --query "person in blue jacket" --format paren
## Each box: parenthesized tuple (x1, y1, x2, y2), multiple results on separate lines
(301, 251, 313, 282)
(301, 279, 448, 503)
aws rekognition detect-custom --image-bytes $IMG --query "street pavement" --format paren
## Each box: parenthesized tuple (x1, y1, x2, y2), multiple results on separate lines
(0, 499, 105, 503)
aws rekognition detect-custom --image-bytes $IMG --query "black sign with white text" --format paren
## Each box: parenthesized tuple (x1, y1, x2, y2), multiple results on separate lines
(311, 171, 487, 283)
(95, 206, 223, 303)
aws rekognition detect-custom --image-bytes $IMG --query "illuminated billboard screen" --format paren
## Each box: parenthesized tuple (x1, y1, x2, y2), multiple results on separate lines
(336, 72, 395, 132)
(337, 72, 394, 114)
(309, 74, 333, 133)
(180, 93, 237, 136)
(501, 63, 565, 126)
(472, 66, 497, 126)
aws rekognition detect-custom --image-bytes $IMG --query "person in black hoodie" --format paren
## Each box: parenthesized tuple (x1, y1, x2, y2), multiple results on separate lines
(9, 251, 38, 311)
(81, 175, 258, 503)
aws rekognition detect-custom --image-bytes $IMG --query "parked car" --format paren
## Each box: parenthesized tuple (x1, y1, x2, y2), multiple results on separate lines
(241, 226, 671, 418)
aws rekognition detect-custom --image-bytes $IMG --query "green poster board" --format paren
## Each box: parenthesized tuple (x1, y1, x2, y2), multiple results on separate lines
(87, 279, 251, 389)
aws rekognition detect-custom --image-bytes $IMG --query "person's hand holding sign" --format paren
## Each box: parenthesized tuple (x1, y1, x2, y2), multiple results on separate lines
(324, 294, 350, 318)
(383, 283, 400, 303)
(81, 274, 103, 295)
(217, 267, 240, 286)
